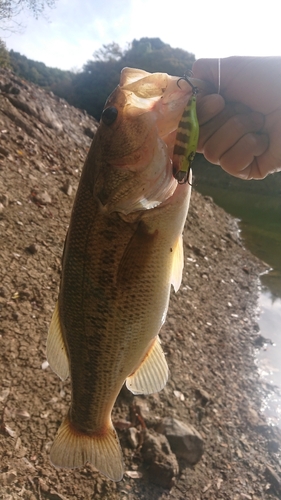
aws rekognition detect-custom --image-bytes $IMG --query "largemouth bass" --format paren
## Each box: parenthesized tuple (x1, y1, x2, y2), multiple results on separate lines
(47, 68, 200, 481)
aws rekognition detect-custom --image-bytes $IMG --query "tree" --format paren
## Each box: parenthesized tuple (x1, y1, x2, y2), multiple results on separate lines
(5, 38, 196, 120)
(67, 38, 196, 119)
(0, 0, 55, 27)
(0, 38, 10, 67)
(93, 42, 124, 63)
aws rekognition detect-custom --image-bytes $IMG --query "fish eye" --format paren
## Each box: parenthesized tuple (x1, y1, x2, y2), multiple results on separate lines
(101, 106, 118, 125)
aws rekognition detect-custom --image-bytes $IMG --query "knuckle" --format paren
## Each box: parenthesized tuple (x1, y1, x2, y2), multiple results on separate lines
(231, 114, 248, 134)
(244, 133, 259, 148)
(231, 112, 263, 134)
(203, 142, 220, 164)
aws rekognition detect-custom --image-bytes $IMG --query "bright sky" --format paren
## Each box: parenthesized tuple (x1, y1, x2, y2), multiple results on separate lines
(2, 0, 281, 70)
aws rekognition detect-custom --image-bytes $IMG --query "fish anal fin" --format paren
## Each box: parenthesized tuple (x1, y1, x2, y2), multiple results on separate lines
(170, 235, 184, 292)
(50, 415, 124, 482)
(46, 301, 69, 381)
(126, 336, 169, 395)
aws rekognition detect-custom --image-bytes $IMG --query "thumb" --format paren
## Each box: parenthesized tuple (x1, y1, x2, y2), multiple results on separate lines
(192, 58, 220, 89)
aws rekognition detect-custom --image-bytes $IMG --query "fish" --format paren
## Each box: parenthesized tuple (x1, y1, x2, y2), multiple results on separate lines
(46, 67, 202, 482)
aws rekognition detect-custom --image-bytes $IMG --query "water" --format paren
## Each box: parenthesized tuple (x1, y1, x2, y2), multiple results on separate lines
(257, 291, 281, 426)
(193, 155, 281, 426)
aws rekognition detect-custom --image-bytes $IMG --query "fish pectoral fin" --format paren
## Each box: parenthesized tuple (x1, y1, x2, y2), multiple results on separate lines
(170, 235, 184, 292)
(50, 415, 124, 482)
(46, 301, 69, 381)
(126, 336, 169, 395)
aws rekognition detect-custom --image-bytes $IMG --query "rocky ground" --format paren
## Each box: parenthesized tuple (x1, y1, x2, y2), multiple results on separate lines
(1, 67, 281, 500)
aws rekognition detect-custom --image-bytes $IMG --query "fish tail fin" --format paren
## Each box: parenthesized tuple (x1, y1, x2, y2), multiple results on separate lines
(50, 415, 124, 481)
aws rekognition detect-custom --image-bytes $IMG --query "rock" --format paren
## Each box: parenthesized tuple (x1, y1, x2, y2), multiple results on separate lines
(113, 418, 131, 430)
(32, 189, 52, 205)
(84, 126, 95, 139)
(253, 334, 273, 347)
(0, 285, 9, 298)
(141, 429, 179, 489)
(0, 470, 17, 485)
(156, 417, 204, 465)
(0, 193, 9, 207)
(33, 159, 46, 172)
(15, 409, 31, 420)
(246, 406, 263, 427)
(0, 81, 20, 94)
(195, 387, 212, 406)
(127, 427, 139, 449)
(26, 243, 38, 254)
(62, 179, 73, 196)
(268, 440, 280, 453)
(130, 397, 151, 423)
(265, 465, 281, 494)
(7, 95, 38, 117)
(40, 190, 52, 204)
(38, 105, 63, 133)
(0, 145, 9, 156)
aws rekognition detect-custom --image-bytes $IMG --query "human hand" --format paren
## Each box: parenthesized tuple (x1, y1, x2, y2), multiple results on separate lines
(192, 56, 281, 179)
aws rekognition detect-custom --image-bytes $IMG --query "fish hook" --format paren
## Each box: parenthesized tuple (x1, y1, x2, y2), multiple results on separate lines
(177, 75, 199, 96)
(174, 162, 193, 186)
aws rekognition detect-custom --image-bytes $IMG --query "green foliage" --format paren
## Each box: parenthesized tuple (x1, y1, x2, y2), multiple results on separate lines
(93, 42, 124, 62)
(9, 50, 75, 91)
(0, 38, 10, 67)
(123, 38, 195, 76)
(0, 0, 55, 23)
(7, 38, 195, 120)
(66, 38, 196, 119)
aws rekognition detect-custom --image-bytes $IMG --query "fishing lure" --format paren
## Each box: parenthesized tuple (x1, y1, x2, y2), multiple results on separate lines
(172, 76, 199, 184)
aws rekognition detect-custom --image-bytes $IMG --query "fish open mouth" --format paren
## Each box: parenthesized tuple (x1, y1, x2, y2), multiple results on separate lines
(98, 68, 209, 215)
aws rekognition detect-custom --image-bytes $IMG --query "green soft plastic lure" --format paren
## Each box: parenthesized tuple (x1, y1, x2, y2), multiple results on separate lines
(172, 77, 199, 184)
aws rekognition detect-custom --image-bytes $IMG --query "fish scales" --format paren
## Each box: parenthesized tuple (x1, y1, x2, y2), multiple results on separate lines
(46, 67, 200, 481)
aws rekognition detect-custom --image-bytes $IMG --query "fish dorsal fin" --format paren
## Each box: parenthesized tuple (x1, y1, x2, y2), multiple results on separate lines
(120, 67, 151, 86)
(126, 336, 169, 395)
(46, 301, 69, 381)
(170, 235, 184, 292)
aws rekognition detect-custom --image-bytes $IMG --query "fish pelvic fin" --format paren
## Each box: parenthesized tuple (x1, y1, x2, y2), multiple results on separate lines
(50, 415, 124, 482)
(126, 335, 169, 395)
(46, 301, 70, 381)
(170, 234, 184, 293)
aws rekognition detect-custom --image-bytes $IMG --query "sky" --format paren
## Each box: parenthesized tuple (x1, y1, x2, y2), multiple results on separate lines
(2, 0, 281, 71)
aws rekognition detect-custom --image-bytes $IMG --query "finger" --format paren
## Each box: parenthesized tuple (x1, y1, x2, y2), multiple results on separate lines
(220, 133, 269, 179)
(192, 58, 219, 87)
(197, 103, 253, 150)
(200, 112, 265, 163)
(196, 94, 225, 125)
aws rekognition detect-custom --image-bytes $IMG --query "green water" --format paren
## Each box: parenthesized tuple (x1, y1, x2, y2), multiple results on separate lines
(193, 155, 281, 299)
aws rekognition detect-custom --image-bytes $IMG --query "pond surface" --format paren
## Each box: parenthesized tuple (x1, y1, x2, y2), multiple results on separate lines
(194, 156, 281, 426)
(256, 291, 281, 427)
